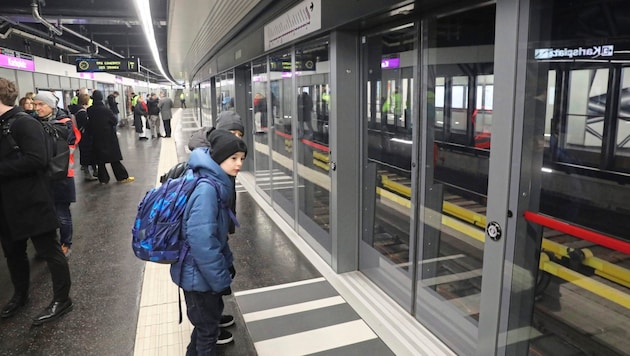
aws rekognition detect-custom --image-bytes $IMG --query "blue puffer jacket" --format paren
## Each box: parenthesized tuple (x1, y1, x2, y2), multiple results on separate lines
(170, 147, 234, 293)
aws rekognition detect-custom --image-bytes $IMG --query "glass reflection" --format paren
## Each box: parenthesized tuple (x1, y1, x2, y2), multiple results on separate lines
(269, 50, 296, 221)
(252, 59, 272, 200)
(296, 38, 331, 254)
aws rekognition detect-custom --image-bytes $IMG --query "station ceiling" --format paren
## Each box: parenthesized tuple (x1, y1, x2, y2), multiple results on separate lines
(0, 0, 168, 82)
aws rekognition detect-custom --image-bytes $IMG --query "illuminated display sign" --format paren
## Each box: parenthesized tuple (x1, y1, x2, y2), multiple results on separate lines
(381, 58, 400, 69)
(0, 48, 35, 71)
(76, 58, 140, 73)
(269, 56, 316, 72)
(535, 45, 614, 60)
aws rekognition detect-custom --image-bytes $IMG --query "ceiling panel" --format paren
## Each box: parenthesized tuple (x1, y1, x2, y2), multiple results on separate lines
(0, 0, 168, 82)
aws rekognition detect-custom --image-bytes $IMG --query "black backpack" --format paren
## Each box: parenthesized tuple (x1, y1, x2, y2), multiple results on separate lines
(2, 113, 70, 180)
(159, 161, 189, 184)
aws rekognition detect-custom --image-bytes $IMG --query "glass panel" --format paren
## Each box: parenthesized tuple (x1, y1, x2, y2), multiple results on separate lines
(511, 0, 630, 355)
(295, 38, 332, 255)
(416, 4, 496, 353)
(565, 69, 608, 167)
(360, 23, 416, 308)
(252, 58, 272, 201)
(269, 50, 296, 221)
(615, 67, 630, 173)
(217, 71, 236, 113)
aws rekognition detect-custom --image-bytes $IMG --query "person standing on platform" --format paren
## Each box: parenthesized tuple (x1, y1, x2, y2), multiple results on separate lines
(107, 91, 120, 126)
(180, 92, 186, 108)
(147, 93, 161, 139)
(0, 78, 73, 325)
(75, 93, 98, 181)
(18, 96, 37, 118)
(158, 92, 174, 137)
(171, 130, 247, 354)
(134, 95, 149, 140)
(33, 91, 81, 258)
(87, 90, 134, 184)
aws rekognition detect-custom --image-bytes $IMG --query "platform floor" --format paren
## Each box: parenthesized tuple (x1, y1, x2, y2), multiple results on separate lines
(0, 109, 452, 356)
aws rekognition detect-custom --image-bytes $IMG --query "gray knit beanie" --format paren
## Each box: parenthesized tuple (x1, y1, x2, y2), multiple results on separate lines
(33, 91, 58, 110)
(215, 110, 244, 134)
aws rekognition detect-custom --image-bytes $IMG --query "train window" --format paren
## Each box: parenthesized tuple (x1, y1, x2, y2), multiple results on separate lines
(474, 75, 493, 137)
(563, 68, 608, 167)
(450, 76, 469, 134)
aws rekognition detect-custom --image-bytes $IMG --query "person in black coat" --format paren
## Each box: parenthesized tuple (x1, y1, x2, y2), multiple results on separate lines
(86, 90, 135, 184)
(75, 93, 98, 181)
(0, 78, 73, 325)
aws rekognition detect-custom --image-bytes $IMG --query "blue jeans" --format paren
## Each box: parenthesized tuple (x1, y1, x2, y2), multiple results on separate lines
(55, 202, 73, 246)
(184, 290, 224, 356)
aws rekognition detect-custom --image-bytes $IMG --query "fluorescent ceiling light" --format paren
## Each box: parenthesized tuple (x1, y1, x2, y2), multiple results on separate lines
(134, 0, 179, 86)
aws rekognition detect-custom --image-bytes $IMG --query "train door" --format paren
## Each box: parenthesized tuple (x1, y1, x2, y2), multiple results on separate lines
(295, 38, 332, 261)
(360, 23, 417, 310)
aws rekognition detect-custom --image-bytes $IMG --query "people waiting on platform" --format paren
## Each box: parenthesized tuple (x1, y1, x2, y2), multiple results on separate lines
(134, 95, 149, 140)
(86, 90, 134, 184)
(0, 78, 73, 325)
(75, 93, 98, 181)
(33, 91, 81, 258)
(170, 129, 247, 354)
(158, 92, 174, 137)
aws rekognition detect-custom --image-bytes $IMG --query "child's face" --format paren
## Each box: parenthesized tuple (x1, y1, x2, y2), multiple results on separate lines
(220, 152, 246, 176)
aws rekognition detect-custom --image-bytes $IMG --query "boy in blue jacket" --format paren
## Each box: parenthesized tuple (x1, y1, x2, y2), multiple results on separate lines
(170, 129, 247, 355)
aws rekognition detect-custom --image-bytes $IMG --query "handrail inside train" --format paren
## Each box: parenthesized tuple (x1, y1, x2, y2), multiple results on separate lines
(523, 211, 630, 255)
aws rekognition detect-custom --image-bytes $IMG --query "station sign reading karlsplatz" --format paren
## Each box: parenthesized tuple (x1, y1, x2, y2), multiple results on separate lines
(264, 0, 321, 51)
(0, 47, 35, 71)
(534, 45, 614, 60)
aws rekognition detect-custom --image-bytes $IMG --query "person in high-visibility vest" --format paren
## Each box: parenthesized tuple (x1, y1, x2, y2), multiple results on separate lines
(179, 92, 186, 108)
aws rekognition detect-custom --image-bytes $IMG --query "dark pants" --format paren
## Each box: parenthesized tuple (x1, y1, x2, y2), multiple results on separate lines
(184, 290, 223, 356)
(97, 161, 129, 183)
(55, 202, 73, 246)
(0, 230, 71, 301)
(163, 119, 172, 137)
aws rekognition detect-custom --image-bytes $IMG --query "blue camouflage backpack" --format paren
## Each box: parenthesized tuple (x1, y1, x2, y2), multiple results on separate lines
(132, 170, 237, 264)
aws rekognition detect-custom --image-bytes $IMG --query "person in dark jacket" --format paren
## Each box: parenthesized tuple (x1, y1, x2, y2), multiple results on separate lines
(0, 78, 73, 325)
(107, 91, 120, 126)
(87, 90, 134, 184)
(171, 130, 247, 354)
(134, 95, 149, 140)
(34, 91, 81, 258)
(157, 92, 174, 137)
(75, 93, 98, 181)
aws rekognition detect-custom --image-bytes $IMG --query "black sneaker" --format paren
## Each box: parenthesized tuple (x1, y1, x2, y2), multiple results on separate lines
(219, 314, 235, 327)
(216, 329, 233, 345)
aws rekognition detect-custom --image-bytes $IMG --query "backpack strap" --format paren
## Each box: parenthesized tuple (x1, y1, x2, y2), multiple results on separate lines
(197, 176, 240, 228)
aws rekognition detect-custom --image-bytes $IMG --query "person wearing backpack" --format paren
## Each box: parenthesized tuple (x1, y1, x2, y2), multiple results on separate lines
(170, 129, 247, 355)
(0, 78, 73, 324)
(33, 91, 81, 258)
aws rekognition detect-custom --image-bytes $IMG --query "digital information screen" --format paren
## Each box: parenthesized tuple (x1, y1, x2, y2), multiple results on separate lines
(76, 58, 140, 73)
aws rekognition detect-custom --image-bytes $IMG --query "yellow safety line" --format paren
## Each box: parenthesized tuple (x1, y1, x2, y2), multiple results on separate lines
(375, 181, 630, 302)
(540, 254, 630, 309)
(380, 174, 630, 289)
(313, 159, 329, 171)
(313, 151, 330, 163)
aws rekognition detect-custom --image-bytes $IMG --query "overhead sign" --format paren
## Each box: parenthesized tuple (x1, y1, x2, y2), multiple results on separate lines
(76, 58, 140, 73)
(264, 0, 321, 51)
(0, 47, 34, 71)
(534, 45, 614, 60)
